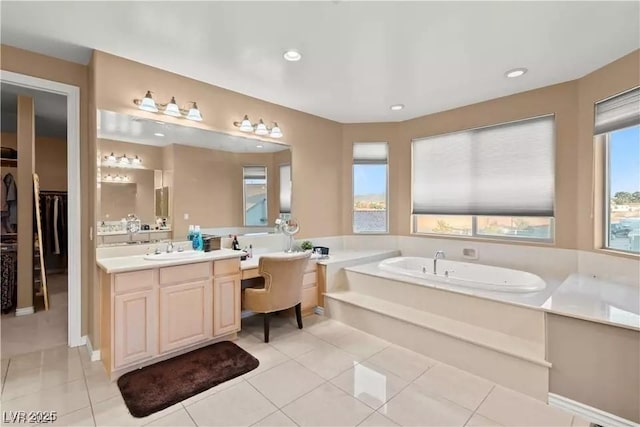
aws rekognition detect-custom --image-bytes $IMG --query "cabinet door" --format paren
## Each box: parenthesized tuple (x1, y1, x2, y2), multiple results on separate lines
(159, 280, 212, 353)
(114, 289, 157, 368)
(213, 274, 241, 336)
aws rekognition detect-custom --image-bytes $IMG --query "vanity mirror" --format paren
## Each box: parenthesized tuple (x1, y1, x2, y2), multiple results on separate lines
(96, 110, 292, 246)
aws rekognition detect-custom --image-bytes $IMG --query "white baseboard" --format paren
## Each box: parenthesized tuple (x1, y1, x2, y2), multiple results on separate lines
(314, 306, 325, 316)
(549, 393, 639, 427)
(85, 336, 101, 362)
(15, 306, 34, 316)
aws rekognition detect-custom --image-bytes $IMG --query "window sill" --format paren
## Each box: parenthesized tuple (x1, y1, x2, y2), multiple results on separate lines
(594, 248, 640, 260)
(410, 232, 555, 247)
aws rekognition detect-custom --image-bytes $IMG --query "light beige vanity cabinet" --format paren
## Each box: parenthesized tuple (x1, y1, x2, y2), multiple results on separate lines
(100, 257, 241, 379)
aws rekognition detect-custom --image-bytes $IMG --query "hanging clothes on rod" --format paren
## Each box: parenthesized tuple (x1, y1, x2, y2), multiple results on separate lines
(38, 191, 68, 258)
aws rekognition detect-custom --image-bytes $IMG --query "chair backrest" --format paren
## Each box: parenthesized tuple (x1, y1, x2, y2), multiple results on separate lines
(258, 252, 311, 312)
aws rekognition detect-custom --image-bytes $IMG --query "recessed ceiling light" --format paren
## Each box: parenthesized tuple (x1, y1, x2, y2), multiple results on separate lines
(283, 50, 302, 62)
(256, 144, 264, 148)
(505, 68, 528, 78)
(390, 104, 404, 111)
(154, 132, 165, 137)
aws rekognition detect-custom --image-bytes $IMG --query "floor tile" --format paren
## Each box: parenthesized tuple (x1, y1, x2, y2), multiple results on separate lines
(358, 412, 399, 427)
(180, 375, 245, 407)
(304, 319, 355, 343)
(2, 359, 84, 399)
(185, 380, 277, 426)
(242, 345, 290, 379)
(7, 345, 79, 372)
(93, 394, 182, 426)
(84, 370, 121, 405)
(1, 378, 90, 419)
(248, 360, 325, 407)
(47, 406, 96, 426)
(413, 363, 494, 411)
(365, 345, 436, 381)
(331, 362, 409, 410)
(144, 408, 196, 426)
(331, 330, 390, 359)
(235, 331, 267, 350)
(571, 415, 592, 426)
(269, 331, 328, 358)
(476, 386, 573, 427)
(379, 383, 472, 426)
(253, 410, 298, 426)
(295, 343, 362, 380)
(283, 383, 373, 427)
(465, 414, 503, 426)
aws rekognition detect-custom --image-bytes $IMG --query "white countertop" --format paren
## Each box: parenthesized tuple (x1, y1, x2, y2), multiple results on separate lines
(97, 249, 241, 274)
(97, 229, 172, 236)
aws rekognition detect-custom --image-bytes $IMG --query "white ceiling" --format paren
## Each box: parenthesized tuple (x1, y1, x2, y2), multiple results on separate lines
(2, 2, 639, 123)
(0, 83, 67, 137)
(98, 110, 289, 153)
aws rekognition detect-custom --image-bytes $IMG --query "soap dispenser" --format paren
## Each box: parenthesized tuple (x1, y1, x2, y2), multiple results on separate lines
(187, 225, 195, 241)
(193, 226, 203, 251)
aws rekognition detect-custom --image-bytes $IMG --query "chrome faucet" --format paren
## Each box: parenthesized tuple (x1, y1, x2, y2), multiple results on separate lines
(166, 241, 174, 253)
(433, 250, 445, 274)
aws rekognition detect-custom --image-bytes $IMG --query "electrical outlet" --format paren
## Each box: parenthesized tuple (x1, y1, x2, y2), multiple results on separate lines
(183, 213, 189, 220)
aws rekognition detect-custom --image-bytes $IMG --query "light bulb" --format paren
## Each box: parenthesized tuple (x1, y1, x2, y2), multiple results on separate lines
(239, 115, 253, 132)
(270, 123, 283, 138)
(106, 152, 116, 162)
(255, 119, 269, 136)
(164, 96, 181, 117)
(119, 154, 130, 164)
(138, 90, 158, 113)
(186, 102, 203, 121)
(132, 155, 142, 164)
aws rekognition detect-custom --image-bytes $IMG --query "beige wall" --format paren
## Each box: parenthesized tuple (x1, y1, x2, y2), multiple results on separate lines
(1, 44, 93, 336)
(1, 133, 68, 191)
(92, 51, 344, 239)
(342, 50, 640, 252)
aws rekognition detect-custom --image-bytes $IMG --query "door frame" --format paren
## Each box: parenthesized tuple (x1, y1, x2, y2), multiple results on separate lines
(0, 70, 83, 348)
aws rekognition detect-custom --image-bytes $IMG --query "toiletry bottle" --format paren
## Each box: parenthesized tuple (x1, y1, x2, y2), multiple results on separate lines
(187, 225, 194, 241)
(197, 226, 204, 251)
(248, 244, 253, 259)
(232, 235, 240, 251)
(192, 226, 199, 250)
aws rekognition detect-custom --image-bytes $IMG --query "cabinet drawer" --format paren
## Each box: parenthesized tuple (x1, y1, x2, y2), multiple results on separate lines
(305, 261, 317, 273)
(214, 258, 240, 277)
(160, 262, 211, 285)
(242, 268, 260, 280)
(114, 270, 155, 294)
(302, 286, 318, 311)
(302, 272, 316, 288)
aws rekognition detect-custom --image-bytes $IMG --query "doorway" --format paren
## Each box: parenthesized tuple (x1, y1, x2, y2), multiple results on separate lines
(0, 71, 82, 356)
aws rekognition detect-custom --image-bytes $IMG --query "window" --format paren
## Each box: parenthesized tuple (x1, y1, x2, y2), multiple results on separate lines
(412, 115, 555, 241)
(243, 166, 268, 226)
(598, 87, 640, 253)
(353, 142, 388, 233)
(279, 164, 291, 216)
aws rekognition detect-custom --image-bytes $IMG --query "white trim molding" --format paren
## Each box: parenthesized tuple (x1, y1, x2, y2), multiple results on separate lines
(15, 306, 35, 316)
(549, 393, 640, 427)
(0, 70, 83, 348)
(85, 336, 101, 362)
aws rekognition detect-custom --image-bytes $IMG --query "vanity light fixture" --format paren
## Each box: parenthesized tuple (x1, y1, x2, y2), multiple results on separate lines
(233, 115, 283, 138)
(106, 152, 117, 162)
(132, 155, 142, 165)
(103, 153, 143, 165)
(119, 154, 130, 165)
(505, 67, 528, 78)
(134, 91, 204, 122)
(102, 174, 130, 183)
(390, 104, 404, 111)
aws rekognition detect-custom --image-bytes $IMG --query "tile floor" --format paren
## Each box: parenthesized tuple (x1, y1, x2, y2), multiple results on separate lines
(1, 273, 68, 358)
(0, 314, 591, 427)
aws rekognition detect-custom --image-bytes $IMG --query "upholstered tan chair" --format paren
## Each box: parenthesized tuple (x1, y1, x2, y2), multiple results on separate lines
(243, 252, 311, 342)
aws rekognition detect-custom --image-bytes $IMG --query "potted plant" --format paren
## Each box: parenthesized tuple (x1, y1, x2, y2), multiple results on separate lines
(300, 240, 313, 251)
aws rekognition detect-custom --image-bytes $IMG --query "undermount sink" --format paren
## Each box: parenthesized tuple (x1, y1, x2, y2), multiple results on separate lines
(143, 251, 207, 261)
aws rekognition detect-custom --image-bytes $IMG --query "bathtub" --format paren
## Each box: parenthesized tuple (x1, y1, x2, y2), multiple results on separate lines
(378, 256, 546, 293)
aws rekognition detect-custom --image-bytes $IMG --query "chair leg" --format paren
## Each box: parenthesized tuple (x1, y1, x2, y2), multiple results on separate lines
(263, 312, 271, 343)
(295, 303, 303, 329)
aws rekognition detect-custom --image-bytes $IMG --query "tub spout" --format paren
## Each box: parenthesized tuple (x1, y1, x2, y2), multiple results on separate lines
(433, 250, 445, 274)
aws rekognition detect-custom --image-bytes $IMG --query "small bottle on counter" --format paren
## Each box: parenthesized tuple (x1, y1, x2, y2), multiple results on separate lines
(248, 244, 253, 258)
(187, 225, 195, 241)
(232, 235, 240, 251)
(193, 226, 203, 251)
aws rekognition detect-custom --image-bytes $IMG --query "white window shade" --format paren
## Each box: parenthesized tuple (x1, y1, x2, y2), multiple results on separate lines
(412, 115, 555, 217)
(594, 87, 640, 135)
(243, 166, 266, 180)
(353, 142, 388, 164)
(279, 164, 291, 214)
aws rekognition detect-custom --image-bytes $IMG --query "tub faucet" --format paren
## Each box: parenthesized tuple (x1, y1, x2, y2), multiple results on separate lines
(433, 250, 445, 274)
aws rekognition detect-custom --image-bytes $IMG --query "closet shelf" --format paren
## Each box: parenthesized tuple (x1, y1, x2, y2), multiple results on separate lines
(1, 158, 18, 167)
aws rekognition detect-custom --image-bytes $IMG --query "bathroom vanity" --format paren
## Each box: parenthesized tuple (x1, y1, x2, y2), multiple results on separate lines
(97, 249, 243, 379)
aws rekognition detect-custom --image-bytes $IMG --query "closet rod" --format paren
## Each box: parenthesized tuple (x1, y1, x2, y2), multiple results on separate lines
(39, 190, 68, 195)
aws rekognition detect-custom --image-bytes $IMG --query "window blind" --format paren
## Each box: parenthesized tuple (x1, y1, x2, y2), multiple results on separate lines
(243, 166, 266, 180)
(412, 115, 555, 217)
(594, 87, 640, 135)
(353, 142, 388, 164)
(279, 164, 291, 214)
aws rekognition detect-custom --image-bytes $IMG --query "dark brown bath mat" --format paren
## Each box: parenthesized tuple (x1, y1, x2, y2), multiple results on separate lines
(117, 341, 259, 418)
